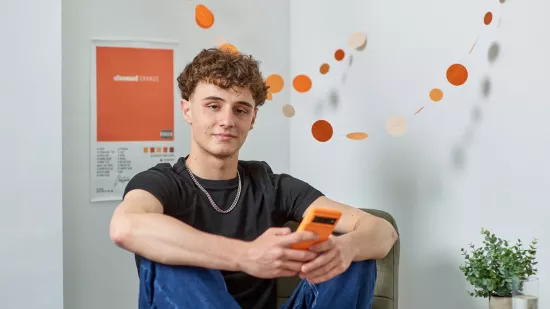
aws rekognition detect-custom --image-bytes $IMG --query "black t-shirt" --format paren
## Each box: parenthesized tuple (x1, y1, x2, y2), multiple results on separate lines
(123, 156, 324, 309)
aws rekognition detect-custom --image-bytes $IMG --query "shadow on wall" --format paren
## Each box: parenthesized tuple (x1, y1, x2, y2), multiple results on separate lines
(452, 42, 500, 171)
(313, 54, 356, 116)
(451, 76, 490, 170)
(371, 140, 444, 228)
(373, 145, 486, 308)
(370, 142, 447, 308)
(313, 88, 340, 117)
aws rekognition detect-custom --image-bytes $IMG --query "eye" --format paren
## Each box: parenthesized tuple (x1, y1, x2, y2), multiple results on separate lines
(236, 109, 248, 114)
(207, 104, 219, 110)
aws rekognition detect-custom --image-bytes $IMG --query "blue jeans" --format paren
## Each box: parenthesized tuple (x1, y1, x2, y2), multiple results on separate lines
(138, 258, 377, 309)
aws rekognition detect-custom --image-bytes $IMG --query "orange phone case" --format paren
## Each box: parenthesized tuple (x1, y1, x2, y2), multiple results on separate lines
(290, 207, 342, 250)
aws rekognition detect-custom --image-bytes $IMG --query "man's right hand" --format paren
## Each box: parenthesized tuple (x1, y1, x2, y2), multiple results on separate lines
(238, 227, 320, 279)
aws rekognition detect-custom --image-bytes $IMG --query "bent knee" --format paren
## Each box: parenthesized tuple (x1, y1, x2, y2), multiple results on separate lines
(349, 259, 377, 278)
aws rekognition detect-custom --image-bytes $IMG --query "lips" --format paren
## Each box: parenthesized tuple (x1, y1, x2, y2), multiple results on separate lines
(213, 133, 236, 138)
(212, 133, 236, 141)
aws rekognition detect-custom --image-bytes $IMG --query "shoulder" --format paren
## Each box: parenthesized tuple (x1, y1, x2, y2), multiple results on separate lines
(132, 162, 180, 183)
(149, 162, 180, 176)
(238, 159, 287, 186)
(238, 160, 275, 176)
(237, 160, 311, 190)
(123, 160, 183, 200)
(238, 160, 324, 221)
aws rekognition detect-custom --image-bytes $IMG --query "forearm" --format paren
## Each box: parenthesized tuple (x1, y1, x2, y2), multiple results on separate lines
(111, 212, 245, 271)
(340, 215, 398, 260)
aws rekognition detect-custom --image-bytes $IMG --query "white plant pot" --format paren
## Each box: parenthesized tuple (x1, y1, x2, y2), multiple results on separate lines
(489, 296, 512, 309)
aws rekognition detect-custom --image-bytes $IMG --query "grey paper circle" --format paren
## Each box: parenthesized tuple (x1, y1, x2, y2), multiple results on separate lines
(488, 42, 500, 63)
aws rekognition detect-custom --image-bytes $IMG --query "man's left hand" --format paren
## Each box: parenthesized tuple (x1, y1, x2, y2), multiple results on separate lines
(298, 235, 356, 284)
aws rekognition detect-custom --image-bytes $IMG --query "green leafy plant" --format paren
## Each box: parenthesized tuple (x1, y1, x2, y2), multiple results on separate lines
(459, 227, 538, 298)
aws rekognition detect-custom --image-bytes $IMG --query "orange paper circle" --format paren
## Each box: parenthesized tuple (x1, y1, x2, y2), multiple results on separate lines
(446, 64, 468, 86)
(195, 4, 214, 29)
(346, 132, 369, 140)
(484, 12, 493, 25)
(429, 88, 444, 102)
(266, 74, 284, 94)
(293, 75, 312, 93)
(334, 49, 345, 61)
(219, 43, 238, 55)
(320, 63, 330, 74)
(312, 120, 333, 142)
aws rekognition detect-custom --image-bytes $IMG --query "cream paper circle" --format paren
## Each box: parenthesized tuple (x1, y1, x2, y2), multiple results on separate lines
(282, 104, 295, 117)
(385, 115, 408, 137)
(348, 32, 367, 50)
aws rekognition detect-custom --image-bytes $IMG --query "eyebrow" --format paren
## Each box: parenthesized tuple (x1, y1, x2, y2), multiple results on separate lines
(203, 96, 254, 109)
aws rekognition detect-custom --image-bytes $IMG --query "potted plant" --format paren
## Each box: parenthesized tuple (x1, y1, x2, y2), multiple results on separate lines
(459, 227, 538, 309)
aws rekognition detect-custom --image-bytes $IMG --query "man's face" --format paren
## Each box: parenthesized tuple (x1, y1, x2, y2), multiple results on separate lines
(181, 82, 258, 158)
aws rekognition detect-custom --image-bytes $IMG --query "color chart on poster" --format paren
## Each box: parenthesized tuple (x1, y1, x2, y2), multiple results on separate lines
(90, 39, 179, 202)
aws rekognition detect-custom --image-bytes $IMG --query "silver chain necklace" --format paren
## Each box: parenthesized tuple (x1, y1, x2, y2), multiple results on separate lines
(184, 161, 241, 214)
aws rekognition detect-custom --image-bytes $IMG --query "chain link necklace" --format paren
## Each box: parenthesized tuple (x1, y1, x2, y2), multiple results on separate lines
(184, 161, 241, 214)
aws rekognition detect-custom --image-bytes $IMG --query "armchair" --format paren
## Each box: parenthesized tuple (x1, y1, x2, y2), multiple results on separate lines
(276, 208, 400, 309)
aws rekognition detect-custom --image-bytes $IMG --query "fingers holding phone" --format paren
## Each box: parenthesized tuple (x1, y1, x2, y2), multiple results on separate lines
(307, 235, 336, 253)
(291, 207, 342, 250)
(238, 207, 342, 279)
(238, 227, 320, 279)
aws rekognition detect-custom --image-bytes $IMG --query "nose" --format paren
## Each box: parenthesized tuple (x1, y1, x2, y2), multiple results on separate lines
(218, 106, 236, 128)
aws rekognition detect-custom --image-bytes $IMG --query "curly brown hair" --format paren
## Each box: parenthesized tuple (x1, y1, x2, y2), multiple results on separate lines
(177, 47, 269, 107)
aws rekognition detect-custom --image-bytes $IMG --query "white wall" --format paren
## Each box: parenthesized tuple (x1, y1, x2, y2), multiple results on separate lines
(290, 0, 550, 308)
(62, 0, 290, 308)
(8, 0, 545, 307)
(0, 0, 64, 308)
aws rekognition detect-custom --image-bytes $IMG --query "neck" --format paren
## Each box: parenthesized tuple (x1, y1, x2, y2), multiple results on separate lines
(185, 149, 239, 181)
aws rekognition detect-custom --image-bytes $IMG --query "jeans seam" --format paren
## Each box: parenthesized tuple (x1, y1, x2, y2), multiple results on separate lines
(140, 266, 154, 308)
(305, 281, 319, 308)
(140, 264, 178, 309)
(152, 281, 178, 309)
(306, 281, 319, 296)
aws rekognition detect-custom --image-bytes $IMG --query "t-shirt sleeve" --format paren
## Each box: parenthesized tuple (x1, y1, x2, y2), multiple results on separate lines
(275, 173, 324, 222)
(122, 165, 179, 213)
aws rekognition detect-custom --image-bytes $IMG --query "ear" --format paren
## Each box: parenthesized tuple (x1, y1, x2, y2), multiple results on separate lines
(181, 98, 192, 124)
(250, 107, 259, 130)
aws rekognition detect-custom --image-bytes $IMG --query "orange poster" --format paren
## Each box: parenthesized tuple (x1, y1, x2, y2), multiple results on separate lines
(95, 46, 174, 142)
(91, 40, 179, 203)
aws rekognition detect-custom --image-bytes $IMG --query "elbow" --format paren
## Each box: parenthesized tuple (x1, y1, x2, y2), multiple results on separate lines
(376, 222, 399, 259)
(384, 226, 399, 256)
(110, 215, 133, 249)
(392, 228, 399, 244)
(388, 222, 398, 245)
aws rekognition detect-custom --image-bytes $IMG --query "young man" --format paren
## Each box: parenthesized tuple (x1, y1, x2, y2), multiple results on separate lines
(110, 48, 398, 309)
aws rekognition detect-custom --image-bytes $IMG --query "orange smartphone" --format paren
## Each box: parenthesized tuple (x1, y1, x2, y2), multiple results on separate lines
(290, 206, 342, 250)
